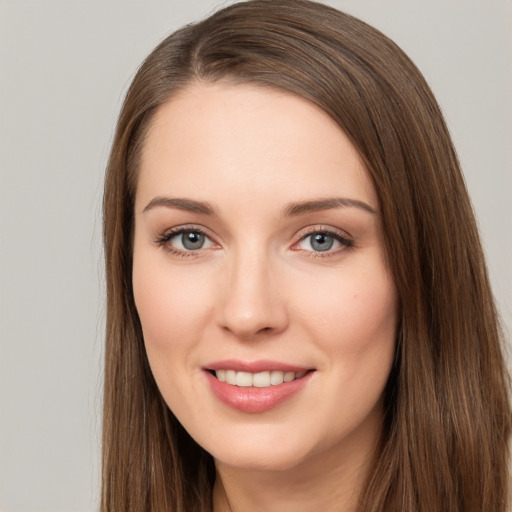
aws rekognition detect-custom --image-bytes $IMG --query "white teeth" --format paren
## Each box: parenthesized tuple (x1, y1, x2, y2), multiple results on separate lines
(235, 371, 252, 387)
(283, 371, 295, 383)
(253, 371, 271, 387)
(270, 371, 285, 385)
(226, 370, 237, 385)
(214, 369, 307, 387)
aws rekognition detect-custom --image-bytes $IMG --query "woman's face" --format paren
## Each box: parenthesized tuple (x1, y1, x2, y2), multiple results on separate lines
(133, 82, 397, 472)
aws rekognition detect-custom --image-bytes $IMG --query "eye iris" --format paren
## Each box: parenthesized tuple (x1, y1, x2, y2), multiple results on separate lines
(311, 233, 334, 252)
(182, 231, 205, 250)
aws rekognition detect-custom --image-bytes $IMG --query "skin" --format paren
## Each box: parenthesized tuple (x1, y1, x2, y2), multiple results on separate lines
(132, 82, 398, 512)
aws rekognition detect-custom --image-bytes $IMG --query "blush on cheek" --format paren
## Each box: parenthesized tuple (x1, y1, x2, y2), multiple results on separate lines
(133, 280, 169, 344)
(353, 288, 396, 335)
(299, 271, 397, 356)
(133, 262, 216, 354)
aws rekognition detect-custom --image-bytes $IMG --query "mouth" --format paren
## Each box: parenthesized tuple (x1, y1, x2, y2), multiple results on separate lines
(203, 361, 315, 413)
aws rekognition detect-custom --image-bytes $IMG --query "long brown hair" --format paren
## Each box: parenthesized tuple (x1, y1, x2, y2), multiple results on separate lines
(102, 1, 511, 510)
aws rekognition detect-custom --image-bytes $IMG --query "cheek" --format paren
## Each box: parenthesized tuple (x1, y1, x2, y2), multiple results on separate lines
(292, 265, 397, 434)
(132, 255, 215, 356)
(291, 263, 397, 365)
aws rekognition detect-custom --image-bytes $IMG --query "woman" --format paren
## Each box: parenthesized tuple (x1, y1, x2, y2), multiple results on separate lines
(101, 1, 511, 510)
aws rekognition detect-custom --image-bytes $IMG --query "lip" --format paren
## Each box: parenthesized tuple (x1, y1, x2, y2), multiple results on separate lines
(203, 360, 315, 413)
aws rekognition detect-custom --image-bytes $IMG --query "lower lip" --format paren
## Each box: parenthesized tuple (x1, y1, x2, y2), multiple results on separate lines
(205, 371, 313, 413)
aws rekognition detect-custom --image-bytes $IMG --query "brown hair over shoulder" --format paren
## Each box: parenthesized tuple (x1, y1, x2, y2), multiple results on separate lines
(102, 1, 511, 510)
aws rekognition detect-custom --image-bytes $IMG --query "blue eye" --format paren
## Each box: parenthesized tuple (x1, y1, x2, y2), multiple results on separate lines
(178, 231, 206, 250)
(155, 227, 215, 256)
(296, 230, 352, 254)
(169, 230, 215, 251)
(309, 233, 335, 252)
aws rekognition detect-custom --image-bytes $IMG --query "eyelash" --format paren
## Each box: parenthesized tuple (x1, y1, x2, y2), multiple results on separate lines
(154, 225, 215, 259)
(153, 225, 354, 259)
(292, 227, 354, 258)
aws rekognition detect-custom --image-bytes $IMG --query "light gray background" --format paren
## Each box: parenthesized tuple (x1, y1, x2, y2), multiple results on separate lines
(1, 1, 510, 510)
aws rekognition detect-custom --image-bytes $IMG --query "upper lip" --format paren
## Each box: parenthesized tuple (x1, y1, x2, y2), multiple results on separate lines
(204, 359, 312, 373)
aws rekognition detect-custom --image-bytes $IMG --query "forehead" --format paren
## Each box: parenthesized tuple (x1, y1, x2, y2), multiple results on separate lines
(136, 82, 377, 212)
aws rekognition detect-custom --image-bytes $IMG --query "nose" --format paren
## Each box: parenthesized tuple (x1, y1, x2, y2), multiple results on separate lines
(215, 248, 289, 339)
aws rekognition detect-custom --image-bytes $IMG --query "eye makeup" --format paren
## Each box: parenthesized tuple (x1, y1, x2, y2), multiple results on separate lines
(153, 223, 355, 260)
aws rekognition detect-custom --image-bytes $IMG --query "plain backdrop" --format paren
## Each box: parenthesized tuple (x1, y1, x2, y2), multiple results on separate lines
(0, 1, 511, 510)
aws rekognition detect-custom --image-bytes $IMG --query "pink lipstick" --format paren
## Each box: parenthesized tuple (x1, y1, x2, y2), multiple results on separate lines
(204, 360, 314, 413)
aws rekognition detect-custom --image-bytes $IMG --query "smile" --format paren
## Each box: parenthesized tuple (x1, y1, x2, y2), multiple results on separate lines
(214, 369, 307, 387)
(204, 362, 315, 413)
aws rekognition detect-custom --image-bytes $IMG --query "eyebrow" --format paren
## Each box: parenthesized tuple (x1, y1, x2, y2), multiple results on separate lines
(283, 197, 376, 216)
(142, 196, 376, 216)
(143, 197, 215, 215)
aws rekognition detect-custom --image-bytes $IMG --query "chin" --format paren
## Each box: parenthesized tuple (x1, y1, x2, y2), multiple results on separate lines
(203, 425, 330, 473)
(213, 446, 310, 472)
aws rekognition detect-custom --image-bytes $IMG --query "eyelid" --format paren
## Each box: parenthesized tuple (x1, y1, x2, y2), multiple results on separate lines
(154, 224, 220, 257)
(290, 225, 354, 255)
(154, 223, 353, 258)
